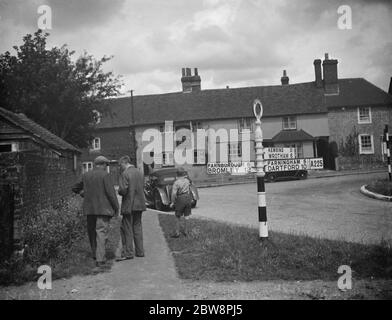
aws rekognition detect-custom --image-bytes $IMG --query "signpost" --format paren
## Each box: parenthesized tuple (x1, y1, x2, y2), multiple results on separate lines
(384, 125, 391, 181)
(264, 147, 296, 160)
(253, 99, 268, 241)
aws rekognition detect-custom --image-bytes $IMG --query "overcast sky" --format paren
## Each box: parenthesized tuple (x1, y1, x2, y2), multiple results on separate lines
(0, 0, 391, 96)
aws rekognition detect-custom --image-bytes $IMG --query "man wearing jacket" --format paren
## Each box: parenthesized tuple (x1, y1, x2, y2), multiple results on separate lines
(117, 156, 147, 261)
(72, 156, 119, 268)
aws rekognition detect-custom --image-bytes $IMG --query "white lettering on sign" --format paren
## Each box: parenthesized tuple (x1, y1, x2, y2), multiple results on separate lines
(207, 158, 324, 175)
(207, 162, 251, 175)
(264, 147, 296, 160)
(265, 158, 324, 172)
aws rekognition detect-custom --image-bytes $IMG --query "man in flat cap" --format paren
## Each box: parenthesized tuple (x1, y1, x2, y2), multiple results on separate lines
(116, 155, 146, 261)
(73, 156, 119, 269)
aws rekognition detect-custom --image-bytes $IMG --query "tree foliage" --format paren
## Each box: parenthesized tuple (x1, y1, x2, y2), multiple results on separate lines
(339, 126, 359, 157)
(0, 30, 122, 148)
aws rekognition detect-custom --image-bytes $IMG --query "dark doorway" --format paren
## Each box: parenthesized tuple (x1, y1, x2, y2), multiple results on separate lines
(316, 137, 336, 170)
(0, 184, 14, 261)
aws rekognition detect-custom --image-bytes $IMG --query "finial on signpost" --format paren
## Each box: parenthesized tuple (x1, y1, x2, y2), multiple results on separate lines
(253, 99, 263, 123)
(253, 99, 268, 241)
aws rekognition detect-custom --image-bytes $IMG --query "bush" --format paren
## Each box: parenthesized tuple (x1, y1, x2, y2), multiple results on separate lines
(21, 196, 86, 265)
(367, 179, 392, 197)
(0, 196, 87, 285)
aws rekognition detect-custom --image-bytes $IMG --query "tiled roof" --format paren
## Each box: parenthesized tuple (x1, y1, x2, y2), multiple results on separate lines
(271, 129, 315, 143)
(325, 78, 392, 108)
(0, 107, 80, 153)
(95, 77, 392, 129)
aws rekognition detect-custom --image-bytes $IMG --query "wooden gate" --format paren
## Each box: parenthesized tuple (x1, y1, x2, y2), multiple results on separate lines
(0, 184, 14, 261)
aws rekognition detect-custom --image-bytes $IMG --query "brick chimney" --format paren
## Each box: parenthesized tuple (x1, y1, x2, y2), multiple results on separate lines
(181, 68, 201, 92)
(322, 53, 339, 94)
(313, 59, 322, 88)
(281, 70, 289, 85)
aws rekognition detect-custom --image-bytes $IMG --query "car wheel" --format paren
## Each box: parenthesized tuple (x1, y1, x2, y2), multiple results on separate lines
(267, 173, 277, 182)
(299, 171, 308, 180)
(154, 191, 164, 211)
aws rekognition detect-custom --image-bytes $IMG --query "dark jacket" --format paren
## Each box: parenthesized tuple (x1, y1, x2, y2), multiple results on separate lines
(118, 166, 147, 214)
(72, 169, 119, 217)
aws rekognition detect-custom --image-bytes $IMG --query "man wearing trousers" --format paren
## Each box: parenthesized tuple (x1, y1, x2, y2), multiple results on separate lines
(117, 156, 147, 261)
(72, 156, 119, 268)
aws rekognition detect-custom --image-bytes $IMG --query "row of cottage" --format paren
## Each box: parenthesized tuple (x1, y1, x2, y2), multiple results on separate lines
(1, 53, 392, 252)
(81, 53, 392, 183)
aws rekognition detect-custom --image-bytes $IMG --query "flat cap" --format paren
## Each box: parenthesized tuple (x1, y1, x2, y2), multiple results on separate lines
(177, 167, 187, 176)
(94, 156, 110, 165)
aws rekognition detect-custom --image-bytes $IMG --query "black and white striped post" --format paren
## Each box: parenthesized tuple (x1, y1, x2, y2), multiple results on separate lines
(384, 125, 391, 181)
(253, 99, 268, 241)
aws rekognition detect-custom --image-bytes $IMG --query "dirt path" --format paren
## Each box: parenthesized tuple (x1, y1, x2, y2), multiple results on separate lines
(184, 279, 392, 300)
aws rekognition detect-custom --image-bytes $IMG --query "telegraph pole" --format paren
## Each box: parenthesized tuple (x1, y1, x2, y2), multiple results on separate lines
(130, 90, 137, 165)
(253, 99, 268, 241)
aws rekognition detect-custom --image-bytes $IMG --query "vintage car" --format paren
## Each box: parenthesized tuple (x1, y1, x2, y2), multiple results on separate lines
(144, 168, 199, 211)
(265, 169, 308, 182)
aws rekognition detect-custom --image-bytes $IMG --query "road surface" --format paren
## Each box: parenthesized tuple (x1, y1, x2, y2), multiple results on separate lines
(192, 172, 392, 244)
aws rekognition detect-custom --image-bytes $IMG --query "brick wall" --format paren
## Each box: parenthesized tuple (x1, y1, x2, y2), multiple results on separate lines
(81, 127, 135, 163)
(0, 151, 80, 250)
(328, 106, 392, 170)
(80, 127, 136, 185)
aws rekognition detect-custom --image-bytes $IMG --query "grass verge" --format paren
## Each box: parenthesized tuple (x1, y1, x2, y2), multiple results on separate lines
(367, 179, 392, 197)
(159, 214, 392, 282)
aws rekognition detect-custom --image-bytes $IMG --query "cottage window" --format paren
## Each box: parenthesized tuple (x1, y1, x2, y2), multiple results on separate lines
(284, 143, 303, 158)
(282, 116, 297, 130)
(359, 134, 374, 154)
(0, 143, 18, 153)
(91, 137, 101, 151)
(162, 151, 174, 167)
(238, 118, 253, 132)
(93, 110, 102, 124)
(82, 162, 93, 173)
(191, 121, 202, 132)
(357, 107, 372, 124)
(228, 142, 242, 161)
(194, 149, 206, 165)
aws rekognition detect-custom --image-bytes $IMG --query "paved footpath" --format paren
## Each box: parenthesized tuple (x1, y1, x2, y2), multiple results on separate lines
(0, 211, 189, 300)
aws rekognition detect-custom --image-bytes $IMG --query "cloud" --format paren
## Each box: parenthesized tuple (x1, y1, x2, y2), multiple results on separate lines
(0, 0, 391, 94)
(0, 0, 126, 30)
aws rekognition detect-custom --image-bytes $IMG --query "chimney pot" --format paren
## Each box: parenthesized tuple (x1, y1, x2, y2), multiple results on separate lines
(322, 54, 339, 94)
(281, 70, 289, 85)
(181, 67, 201, 92)
(314, 59, 322, 88)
